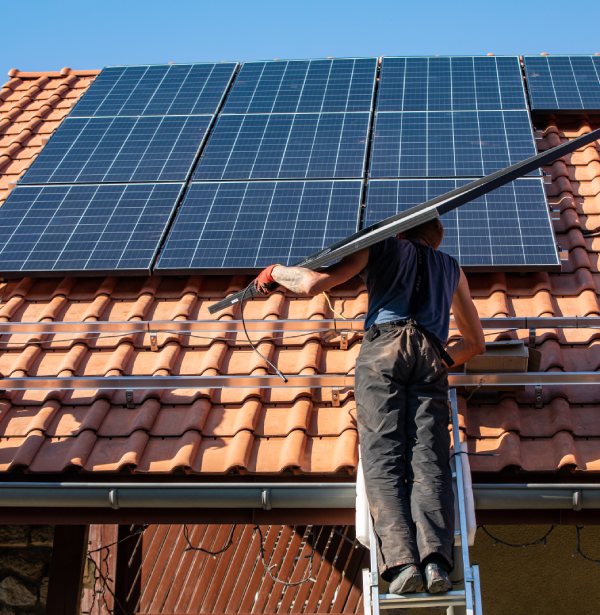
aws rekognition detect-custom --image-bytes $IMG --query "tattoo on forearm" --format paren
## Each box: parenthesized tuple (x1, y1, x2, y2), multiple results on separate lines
(273, 267, 311, 294)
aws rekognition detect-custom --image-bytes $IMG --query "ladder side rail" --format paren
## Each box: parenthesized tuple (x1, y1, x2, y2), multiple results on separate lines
(449, 388, 476, 615)
(368, 515, 381, 615)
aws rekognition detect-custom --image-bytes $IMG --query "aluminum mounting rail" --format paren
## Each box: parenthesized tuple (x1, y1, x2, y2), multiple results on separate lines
(209, 127, 600, 314)
(0, 316, 598, 336)
(0, 372, 598, 391)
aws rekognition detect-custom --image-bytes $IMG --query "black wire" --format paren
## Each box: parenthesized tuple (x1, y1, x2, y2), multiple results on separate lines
(575, 526, 600, 564)
(450, 451, 499, 460)
(240, 283, 287, 383)
(87, 524, 148, 554)
(253, 525, 316, 587)
(182, 523, 236, 556)
(480, 524, 555, 547)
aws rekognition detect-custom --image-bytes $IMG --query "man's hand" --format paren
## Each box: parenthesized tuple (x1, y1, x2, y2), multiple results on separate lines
(254, 264, 280, 294)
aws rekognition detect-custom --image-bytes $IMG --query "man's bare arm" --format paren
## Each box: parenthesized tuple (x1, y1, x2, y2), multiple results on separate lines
(446, 269, 485, 367)
(270, 248, 369, 295)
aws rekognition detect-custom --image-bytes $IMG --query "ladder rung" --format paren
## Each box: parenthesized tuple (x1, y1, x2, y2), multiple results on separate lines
(379, 589, 466, 609)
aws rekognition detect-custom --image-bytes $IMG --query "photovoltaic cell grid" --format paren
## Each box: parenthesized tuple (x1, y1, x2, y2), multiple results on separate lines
(222, 58, 377, 114)
(365, 179, 559, 268)
(70, 63, 238, 117)
(155, 181, 362, 270)
(20, 116, 212, 184)
(193, 112, 370, 180)
(377, 56, 528, 111)
(370, 110, 538, 178)
(523, 56, 600, 111)
(0, 184, 184, 273)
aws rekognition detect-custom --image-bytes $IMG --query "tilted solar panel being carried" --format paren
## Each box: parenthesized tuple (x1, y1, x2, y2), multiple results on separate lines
(370, 110, 538, 178)
(0, 183, 184, 274)
(155, 180, 362, 271)
(193, 112, 370, 180)
(70, 63, 238, 117)
(523, 56, 600, 111)
(365, 179, 559, 269)
(377, 56, 528, 112)
(221, 58, 377, 114)
(20, 116, 212, 184)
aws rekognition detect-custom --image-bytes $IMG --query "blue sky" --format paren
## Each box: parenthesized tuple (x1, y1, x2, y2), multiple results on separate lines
(3, 0, 600, 77)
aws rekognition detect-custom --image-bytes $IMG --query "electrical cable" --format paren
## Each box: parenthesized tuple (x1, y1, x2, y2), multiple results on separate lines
(253, 525, 316, 587)
(480, 524, 555, 547)
(182, 523, 236, 556)
(239, 283, 287, 382)
(574, 525, 600, 564)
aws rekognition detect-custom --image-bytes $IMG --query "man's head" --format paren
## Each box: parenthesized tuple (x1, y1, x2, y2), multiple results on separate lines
(399, 218, 444, 249)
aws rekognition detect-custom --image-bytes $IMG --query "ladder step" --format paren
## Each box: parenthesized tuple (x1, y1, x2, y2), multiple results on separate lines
(379, 589, 466, 609)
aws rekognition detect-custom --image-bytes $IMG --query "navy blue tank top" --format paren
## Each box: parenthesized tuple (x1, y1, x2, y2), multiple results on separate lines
(363, 238, 460, 343)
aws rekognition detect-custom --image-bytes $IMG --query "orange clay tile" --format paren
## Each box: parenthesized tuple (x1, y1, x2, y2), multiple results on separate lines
(0, 71, 600, 477)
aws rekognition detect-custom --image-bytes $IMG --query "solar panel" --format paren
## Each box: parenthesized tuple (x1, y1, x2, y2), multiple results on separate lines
(70, 63, 237, 117)
(523, 56, 600, 111)
(0, 184, 184, 274)
(193, 112, 370, 180)
(365, 179, 559, 268)
(221, 58, 377, 114)
(369, 110, 537, 178)
(20, 116, 212, 185)
(155, 180, 362, 271)
(377, 56, 528, 112)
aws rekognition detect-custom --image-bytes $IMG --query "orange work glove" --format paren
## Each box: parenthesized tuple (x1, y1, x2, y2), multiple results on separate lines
(254, 264, 280, 294)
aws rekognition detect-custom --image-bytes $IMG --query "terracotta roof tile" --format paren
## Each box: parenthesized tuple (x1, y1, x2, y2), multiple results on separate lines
(0, 70, 600, 477)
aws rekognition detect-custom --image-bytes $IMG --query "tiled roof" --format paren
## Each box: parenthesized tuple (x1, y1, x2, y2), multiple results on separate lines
(0, 67, 99, 205)
(0, 69, 599, 477)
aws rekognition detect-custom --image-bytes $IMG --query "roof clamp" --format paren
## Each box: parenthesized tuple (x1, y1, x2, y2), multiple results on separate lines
(573, 489, 583, 512)
(331, 388, 341, 407)
(149, 331, 158, 352)
(339, 331, 348, 351)
(534, 384, 543, 409)
(125, 390, 135, 409)
(529, 327, 536, 349)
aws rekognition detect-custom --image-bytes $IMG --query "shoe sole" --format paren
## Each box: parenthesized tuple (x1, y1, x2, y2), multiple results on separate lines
(390, 575, 425, 595)
(426, 578, 452, 594)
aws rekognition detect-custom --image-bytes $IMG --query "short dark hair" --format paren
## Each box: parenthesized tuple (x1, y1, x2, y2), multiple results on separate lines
(404, 218, 444, 248)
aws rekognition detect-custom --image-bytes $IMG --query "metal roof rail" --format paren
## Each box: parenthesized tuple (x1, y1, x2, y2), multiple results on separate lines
(0, 316, 597, 336)
(0, 371, 598, 392)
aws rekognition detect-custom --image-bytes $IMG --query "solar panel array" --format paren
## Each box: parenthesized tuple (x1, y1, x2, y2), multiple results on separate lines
(523, 56, 600, 111)
(365, 55, 558, 268)
(0, 62, 237, 274)
(157, 58, 378, 271)
(0, 56, 574, 275)
(365, 179, 558, 268)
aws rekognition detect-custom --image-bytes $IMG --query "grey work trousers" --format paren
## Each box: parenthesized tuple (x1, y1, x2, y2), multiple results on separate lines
(355, 321, 454, 578)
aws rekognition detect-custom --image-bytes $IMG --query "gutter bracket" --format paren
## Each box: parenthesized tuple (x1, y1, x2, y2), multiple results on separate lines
(108, 488, 119, 510)
(573, 489, 583, 511)
(534, 385, 543, 409)
(261, 488, 272, 510)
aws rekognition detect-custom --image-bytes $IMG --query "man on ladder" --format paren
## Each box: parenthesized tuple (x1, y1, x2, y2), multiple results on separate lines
(255, 218, 485, 595)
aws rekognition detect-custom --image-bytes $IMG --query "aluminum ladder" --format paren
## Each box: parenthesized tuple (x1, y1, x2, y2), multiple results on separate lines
(361, 388, 483, 614)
